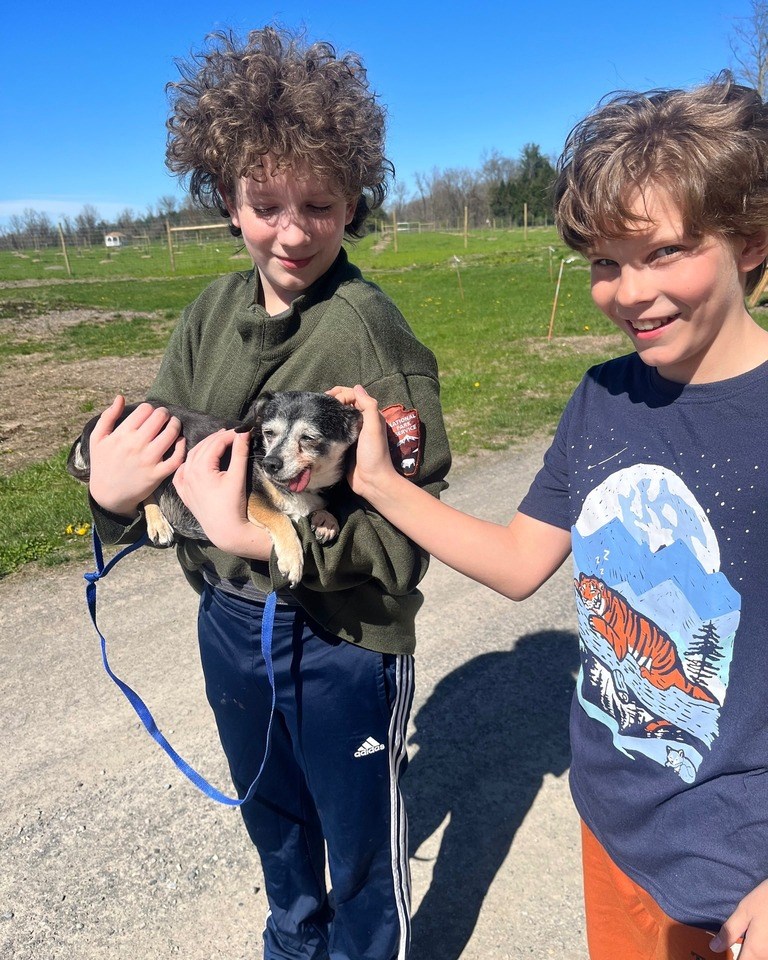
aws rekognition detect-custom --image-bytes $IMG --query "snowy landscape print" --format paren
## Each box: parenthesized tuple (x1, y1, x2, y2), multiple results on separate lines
(571, 464, 741, 781)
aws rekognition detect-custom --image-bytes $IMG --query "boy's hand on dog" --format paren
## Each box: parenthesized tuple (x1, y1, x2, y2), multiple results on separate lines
(89, 395, 186, 518)
(173, 428, 272, 560)
(327, 385, 402, 502)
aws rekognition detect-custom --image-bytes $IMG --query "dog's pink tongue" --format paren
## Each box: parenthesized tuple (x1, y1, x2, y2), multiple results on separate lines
(288, 468, 311, 493)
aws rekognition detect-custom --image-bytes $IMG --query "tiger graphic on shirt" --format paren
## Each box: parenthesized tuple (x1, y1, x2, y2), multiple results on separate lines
(575, 574, 716, 703)
(571, 462, 740, 782)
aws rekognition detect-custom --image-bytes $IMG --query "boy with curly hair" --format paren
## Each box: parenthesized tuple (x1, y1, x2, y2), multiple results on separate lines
(335, 72, 768, 959)
(86, 26, 450, 960)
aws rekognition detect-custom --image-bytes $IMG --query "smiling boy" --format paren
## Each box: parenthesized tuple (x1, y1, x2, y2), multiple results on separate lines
(225, 164, 357, 316)
(588, 187, 768, 384)
(334, 72, 768, 959)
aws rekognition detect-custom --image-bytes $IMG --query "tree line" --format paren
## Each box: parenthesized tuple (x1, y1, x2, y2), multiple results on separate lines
(1, 143, 557, 252)
(388, 144, 556, 229)
(0, 195, 225, 252)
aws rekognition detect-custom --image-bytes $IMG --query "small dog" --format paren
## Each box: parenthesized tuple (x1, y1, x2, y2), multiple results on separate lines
(67, 391, 362, 587)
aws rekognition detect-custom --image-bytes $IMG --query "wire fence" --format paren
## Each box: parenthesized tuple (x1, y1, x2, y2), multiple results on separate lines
(0, 221, 249, 281)
(0, 210, 546, 283)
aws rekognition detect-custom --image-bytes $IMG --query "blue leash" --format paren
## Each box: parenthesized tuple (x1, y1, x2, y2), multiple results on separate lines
(84, 528, 276, 807)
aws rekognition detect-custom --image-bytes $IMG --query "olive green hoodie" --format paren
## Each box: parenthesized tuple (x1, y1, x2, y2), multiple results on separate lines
(91, 250, 451, 654)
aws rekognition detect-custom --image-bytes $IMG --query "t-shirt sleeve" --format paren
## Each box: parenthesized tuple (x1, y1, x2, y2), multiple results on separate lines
(517, 388, 575, 532)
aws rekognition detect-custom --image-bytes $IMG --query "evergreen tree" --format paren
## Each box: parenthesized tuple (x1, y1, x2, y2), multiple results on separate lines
(687, 621, 725, 685)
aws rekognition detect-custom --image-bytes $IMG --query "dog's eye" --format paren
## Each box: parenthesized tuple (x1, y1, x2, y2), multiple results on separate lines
(300, 435, 318, 445)
(262, 428, 276, 440)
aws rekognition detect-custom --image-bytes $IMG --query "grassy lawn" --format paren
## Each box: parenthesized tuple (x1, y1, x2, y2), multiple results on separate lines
(1, 226, 621, 577)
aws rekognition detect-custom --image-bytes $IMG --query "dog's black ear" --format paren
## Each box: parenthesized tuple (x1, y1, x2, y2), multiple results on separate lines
(241, 392, 274, 431)
(343, 405, 363, 443)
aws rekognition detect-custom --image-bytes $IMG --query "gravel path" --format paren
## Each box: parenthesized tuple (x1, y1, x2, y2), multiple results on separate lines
(0, 440, 587, 960)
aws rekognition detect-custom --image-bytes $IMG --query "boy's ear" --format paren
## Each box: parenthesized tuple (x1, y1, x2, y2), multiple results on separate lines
(344, 198, 357, 225)
(738, 229, 768, 273)
(219, 180, 240, 226)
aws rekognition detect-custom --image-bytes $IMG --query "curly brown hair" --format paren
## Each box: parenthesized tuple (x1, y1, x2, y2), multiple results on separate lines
(553, 70, 768, 294)
(165, 26, 394, 238)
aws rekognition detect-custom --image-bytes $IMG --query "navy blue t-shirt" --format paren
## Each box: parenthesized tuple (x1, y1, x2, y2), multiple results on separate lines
(519, 352, 768, 928)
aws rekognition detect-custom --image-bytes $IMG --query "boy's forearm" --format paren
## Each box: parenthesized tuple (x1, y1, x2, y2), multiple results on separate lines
(359, 473, 570, 601)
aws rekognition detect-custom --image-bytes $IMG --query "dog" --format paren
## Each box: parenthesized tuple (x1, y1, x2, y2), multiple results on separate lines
(67, 391, 362, 587)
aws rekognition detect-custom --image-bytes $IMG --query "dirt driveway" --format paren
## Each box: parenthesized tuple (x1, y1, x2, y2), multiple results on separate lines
(0, 306, 164, 477)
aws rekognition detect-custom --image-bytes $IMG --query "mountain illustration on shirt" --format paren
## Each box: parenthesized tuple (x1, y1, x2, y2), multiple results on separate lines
(571, 463, 740, 782)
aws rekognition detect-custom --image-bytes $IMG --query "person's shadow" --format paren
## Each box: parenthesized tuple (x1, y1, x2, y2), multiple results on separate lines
(406, 630, 580, 959)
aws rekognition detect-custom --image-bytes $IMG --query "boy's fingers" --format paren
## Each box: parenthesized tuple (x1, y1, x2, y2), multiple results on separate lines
(353, 384, 382, 417)
(229, 429, 251, 463)
(710, 911, 744, 953)
(163, 436, 187, 473)
(190, 429, 235, 467)
(147, 415, 182, 456)
(326, 385, 356, 405)
(91, 394, 125, 440)
(135, 404, 177, 440)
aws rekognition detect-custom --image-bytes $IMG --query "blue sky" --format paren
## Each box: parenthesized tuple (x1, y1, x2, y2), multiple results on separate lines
(0, 0, 750, 227)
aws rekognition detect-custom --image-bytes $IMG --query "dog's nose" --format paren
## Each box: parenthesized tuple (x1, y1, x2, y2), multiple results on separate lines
(261, 456, 283, 475)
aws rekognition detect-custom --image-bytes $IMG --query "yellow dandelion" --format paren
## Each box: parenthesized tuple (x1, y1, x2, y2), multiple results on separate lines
(584, 325, 590, 331)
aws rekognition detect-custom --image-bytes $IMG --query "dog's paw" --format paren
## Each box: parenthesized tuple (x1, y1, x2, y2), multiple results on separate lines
(272, 527, 304, 587)
(145, 503, 175, 547)
(310, 509, 339, 543)
(275, 545, 304, 588)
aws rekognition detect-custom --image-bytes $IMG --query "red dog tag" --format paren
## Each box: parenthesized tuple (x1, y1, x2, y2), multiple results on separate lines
(381, 404, 421, 478)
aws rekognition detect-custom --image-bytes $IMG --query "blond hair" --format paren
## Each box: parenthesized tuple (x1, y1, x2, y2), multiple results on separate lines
(554, 71, 768, 293)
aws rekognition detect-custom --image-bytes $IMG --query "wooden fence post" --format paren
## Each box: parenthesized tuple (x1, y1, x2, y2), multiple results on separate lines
(547, 259, 566, 341)
(166, 220, 176, 272)
(57, 223, 72, 277)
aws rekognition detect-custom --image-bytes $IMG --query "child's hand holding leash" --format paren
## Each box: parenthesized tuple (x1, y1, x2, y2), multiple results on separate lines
(89, 395, 185, 519)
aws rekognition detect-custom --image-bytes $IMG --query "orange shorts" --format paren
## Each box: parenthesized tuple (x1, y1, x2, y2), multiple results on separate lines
(581, 821, 742, 960)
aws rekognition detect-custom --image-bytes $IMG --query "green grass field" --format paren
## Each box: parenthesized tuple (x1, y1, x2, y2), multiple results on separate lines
(1, 226, 622, 577)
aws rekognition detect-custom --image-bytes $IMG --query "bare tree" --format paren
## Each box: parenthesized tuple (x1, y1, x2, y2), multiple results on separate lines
(391, 181, 410, 220)
(158, 195, 179, 220)
(414, 171, 431, 222)
(731, 0, 768, 98)
(75, 204, 102, 245)
(115, 208, 136, 230)
(478, 148, 518, 186)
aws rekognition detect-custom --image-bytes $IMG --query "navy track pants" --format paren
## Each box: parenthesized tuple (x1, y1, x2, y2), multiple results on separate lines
(197, 583, 414, 960)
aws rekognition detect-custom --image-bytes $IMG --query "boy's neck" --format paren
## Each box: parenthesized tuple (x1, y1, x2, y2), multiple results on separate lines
(653, 314, 768, 385)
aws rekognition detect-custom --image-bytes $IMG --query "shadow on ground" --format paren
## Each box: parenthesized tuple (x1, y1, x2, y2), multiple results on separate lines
(406, 630, 580, 960)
